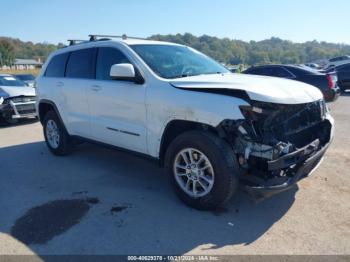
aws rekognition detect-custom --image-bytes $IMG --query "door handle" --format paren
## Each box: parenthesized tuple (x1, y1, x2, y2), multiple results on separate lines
(56, 81, 64, 87)
(91, 85, 102, 91)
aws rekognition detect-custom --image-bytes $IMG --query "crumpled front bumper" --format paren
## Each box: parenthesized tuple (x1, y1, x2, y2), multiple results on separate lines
(0, 100, 37, 119)
(245, 140, 329, 200)
(244, 115, 334, 200)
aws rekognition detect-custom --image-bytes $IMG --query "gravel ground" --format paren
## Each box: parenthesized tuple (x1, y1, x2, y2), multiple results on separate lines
(0, 95, 349, 256)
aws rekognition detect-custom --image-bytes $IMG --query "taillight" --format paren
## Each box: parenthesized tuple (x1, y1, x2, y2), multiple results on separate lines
(326, 74, 337, 89)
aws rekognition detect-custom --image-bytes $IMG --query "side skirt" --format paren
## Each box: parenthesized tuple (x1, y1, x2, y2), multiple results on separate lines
(70, 135, 160, 166)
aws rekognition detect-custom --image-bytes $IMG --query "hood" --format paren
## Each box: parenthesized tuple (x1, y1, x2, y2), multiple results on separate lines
(170, 73, 323, 104)
(0, 85, 36, 98)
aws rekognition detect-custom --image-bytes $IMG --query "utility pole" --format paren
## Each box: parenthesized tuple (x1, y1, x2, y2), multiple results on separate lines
(0, 52, 3, 67)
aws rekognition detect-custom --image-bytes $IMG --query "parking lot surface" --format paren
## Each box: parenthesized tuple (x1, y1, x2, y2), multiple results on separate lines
(0, 95, 349, 256)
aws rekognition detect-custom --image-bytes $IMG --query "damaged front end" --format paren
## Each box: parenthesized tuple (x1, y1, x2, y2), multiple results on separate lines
(219, 99, 333, 200)
(0, 96, 37, 121)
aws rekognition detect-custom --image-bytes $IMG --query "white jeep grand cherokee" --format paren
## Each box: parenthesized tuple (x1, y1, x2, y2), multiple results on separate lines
(36, 35, 334, 210)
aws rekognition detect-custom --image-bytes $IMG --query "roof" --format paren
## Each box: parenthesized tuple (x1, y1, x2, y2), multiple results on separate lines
(65, 38, 181, 48)
(51, 37, 183, 58)
(14, 59, 43, 65)
(121, 38, 180, 46)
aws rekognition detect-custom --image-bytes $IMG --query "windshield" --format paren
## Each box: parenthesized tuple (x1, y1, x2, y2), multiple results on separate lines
(130, 44, 229, 79)
(0, 76, 27, 87)
(16, 74, 35, 81)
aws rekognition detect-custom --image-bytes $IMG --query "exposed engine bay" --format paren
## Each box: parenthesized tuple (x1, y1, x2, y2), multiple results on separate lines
(218, 99, 332, 194)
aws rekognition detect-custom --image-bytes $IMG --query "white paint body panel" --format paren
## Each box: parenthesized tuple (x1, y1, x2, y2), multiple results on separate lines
(170, 73, 323, 104)
(36, 39, 332, 159)
(88, 79, 147, 153)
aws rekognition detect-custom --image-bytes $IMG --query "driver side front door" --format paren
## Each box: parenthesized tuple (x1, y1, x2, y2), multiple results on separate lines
(88, 47, 148, 154)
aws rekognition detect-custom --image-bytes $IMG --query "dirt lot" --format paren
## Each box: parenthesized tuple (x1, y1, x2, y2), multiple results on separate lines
(0, 95, 349, 256)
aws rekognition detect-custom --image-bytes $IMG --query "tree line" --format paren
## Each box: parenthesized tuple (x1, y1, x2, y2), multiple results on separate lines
(1, 34, 350, 66)
(150, 34, 350, 65)
(0, 37, 64, 66)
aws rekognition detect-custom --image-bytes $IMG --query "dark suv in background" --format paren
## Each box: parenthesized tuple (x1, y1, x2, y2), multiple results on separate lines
(243, 64, 340, 102)
(323, 63, 350, 92)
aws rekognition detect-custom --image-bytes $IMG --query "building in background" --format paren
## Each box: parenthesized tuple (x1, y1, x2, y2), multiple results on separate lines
(0, 58, 43, 70)
(13, 58, 43, 70)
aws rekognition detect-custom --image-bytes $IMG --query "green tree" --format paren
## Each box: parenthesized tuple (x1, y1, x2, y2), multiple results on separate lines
(0, 39, 15, 66)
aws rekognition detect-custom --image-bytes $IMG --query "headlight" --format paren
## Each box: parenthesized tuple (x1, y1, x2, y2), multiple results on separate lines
(0, 97, 3, 105)
(319, 99, 328, 118)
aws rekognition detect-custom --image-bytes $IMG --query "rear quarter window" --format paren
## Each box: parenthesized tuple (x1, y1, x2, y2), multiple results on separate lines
(45, 53, 69, 77)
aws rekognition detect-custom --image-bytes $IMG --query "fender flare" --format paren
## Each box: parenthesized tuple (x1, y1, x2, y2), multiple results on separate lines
(38, 99, 69, 133)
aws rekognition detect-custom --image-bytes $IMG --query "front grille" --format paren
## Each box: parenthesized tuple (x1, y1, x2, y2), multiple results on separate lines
(251, 100, 328, 147)
(11, 96, 36, 103)
(4, 96, 36, 104)
(271, 101, 324, 136)
(16, 103, 36, 114)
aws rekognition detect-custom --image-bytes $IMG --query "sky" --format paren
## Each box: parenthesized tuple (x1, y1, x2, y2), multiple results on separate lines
(1, 0, 349, 44)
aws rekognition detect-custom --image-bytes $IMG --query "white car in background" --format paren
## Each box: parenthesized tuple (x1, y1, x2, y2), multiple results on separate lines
(35, 35, 334, 210)
(0, 74, 37, 124)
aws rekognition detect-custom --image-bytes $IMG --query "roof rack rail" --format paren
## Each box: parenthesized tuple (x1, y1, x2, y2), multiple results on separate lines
(88, 34, 147, 41)
(67, 39, 87, 46)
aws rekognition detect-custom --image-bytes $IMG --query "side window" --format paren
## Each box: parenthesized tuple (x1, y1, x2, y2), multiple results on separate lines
(273, 67, 293, 78)
(258, 67, 273, 76)
(45, 53, 69, 77)
(96, 47, 130, 80)
(247, 68, 263, 75)
(66, 48, 96, 79)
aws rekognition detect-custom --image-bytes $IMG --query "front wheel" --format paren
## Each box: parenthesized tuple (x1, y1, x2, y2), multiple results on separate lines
(165, 130, 240, 210)
(43, 110, 72, 156)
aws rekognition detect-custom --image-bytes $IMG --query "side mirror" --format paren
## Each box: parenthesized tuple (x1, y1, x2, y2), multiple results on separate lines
(109, 63, 144, 84)
(110, 63, 135, 79)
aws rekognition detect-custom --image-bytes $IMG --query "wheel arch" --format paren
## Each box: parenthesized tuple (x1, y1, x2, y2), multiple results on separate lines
(38, 99, 65, 127)
(158, 119, 220, 167)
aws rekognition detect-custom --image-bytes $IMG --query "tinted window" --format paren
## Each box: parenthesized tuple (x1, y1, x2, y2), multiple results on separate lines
(96, 47, 130, 80)
(45, 53, 69, 77)
(269, 67, 293, 77)
(244, 67, 264, 75)
(286, 66, 321, 76)
(66, 48, 96, 79)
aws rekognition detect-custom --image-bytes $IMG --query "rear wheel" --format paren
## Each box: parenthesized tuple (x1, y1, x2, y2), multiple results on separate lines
(165, 130, 239, 210)
(43, 111, 72, 156)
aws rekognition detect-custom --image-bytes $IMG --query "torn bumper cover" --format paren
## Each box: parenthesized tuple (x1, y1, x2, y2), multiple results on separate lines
(220, 99, 334, 200)
(245, 138, 330, 199)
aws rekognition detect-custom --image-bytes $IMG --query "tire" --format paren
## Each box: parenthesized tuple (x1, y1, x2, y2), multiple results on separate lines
(4, 117, 18, 125)
(164, 130, 239, 210)
(43, 110, 72, 156)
